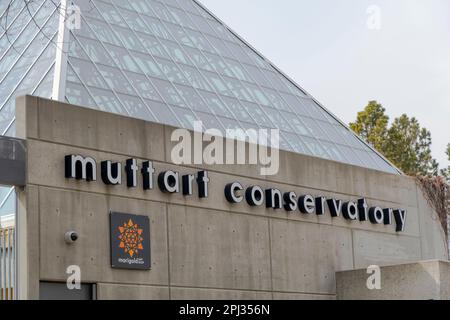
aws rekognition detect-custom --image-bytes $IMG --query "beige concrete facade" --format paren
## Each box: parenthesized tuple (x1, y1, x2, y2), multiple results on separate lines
(15, 96, 448, 299)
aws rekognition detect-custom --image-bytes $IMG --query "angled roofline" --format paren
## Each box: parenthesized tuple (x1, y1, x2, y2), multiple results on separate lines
(193, 0, 403, 175)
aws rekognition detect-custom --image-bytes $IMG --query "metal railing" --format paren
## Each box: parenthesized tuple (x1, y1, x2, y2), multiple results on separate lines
(0, 227, 15, 300)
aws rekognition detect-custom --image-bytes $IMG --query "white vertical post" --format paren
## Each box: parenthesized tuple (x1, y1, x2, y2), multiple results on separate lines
(52, 0, 70, 101)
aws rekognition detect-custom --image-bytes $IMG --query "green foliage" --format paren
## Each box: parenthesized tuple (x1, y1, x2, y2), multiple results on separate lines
(349, 101, 388, 151)
(350, 101, 439, 176)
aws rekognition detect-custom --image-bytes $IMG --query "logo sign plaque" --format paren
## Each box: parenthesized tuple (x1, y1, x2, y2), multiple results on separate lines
(110, 212, 151, 270)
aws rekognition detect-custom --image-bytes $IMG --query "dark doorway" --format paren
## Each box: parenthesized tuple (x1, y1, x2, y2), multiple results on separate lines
(39, 282, 95, 300)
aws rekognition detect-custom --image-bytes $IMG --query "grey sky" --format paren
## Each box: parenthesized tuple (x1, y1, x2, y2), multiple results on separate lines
(201, 0, 450, 168)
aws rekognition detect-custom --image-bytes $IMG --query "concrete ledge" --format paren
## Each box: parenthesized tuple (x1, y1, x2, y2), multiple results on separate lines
(336, 260, 450, 300)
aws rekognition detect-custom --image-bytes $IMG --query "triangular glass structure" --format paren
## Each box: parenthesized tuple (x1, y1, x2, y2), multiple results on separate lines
(0, 0, 400, 182)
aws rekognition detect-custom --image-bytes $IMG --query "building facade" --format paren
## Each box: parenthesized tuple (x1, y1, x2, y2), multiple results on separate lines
(11, 96, 448, 299)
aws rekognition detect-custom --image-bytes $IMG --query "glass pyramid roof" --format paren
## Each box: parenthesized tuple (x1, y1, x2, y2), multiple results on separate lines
(0, 0, 400, 176)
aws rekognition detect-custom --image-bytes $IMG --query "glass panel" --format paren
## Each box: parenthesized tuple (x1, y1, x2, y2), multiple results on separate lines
(92, 0, 127, 27)
(164, 21, 192, 46)
(117, 93, 155, 121)
(286, 113, 311, 136)
(154, 56, 188, 84)
(97, 63, 135, 95)
(354, 149, 377, 169)
(302, 117, 330, 141)
(0, 100, 15, 133)
(201, 69, 230, 96)
(3, 120, 15, 137)
(196, 111, 224, 131)
(205, 34, 235, 59)
(78, 17, 121, 46)
(0, 188, 15, 216)
(166, 5, 197, 30)
(300, 98, 328, 121)
(280, 93, 311, 117)
(149, 0, 179, 24)
(220, 95, 252, 123)
(143, 15, 174, 40)
(173, 83, 209, 113)
(178, 63, 213, 91)
(111, 24, 146, 53)
(32, 65, 54, 98)
(137, 32, 169, 58)
(171, 104, 198, 130)
(340, 146, 364, 166)
(133, 51, 163, 78)
(69, 57, 108, 89)
(128, 0, 155, 16)
(217, 116, 240, 131)
(240, 101, 272, 127)
(184, 28, 216, 53)
(151, 77, 186, 107)
(89, 86, 127, 114)
(118, 7, 149, 33)
(198, 90, 230, 117)
(322, 141, 348, 163)
(264, 107, 294, 132)
(261, 69, 286, 91)
(225, 59, 253, 83)
(284, 132, 310, 155)
(74, 35, 115, 66)
(302, 136, 331, 160)
(66, 81, 97, 108)
(126, 71, 162, 102)
(263, 87, 291, 111)
(144, 99, 181, 127)
(160, 39, 192, 65)
(188, 11, 217, 36)
(204, 52, 236, 78)
(183, 46, 213, 71)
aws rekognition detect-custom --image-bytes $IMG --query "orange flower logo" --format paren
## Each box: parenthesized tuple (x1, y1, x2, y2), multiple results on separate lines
(118, 219, 144, 258)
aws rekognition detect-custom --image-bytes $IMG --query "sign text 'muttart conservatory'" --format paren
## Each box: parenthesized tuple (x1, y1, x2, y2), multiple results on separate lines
(65, 154, 407, 232)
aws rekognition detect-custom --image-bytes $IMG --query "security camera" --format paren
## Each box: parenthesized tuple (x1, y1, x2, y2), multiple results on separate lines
(65, 231, 79, 244)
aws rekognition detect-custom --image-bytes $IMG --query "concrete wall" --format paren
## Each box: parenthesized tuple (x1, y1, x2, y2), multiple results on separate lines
(15, 96, 448, 300)
(336, 260, 450, 300)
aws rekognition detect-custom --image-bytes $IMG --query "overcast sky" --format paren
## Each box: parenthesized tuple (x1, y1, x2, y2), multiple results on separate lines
(201, 0, 450, 168)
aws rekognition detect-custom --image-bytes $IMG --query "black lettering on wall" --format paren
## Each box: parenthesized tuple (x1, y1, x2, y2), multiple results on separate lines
(315, 197, 326, 215)
(342, 201, 358, 220)
(266, 189, 283, 209)
(158, 171, 180, 193)
(141, 161, 155, 190)
(283, 192, 297, 212)
(197, 171, 209, 198)
(65, 155, 97, 181)
(383, 208, 393, 225)
(182, 174, 195, 196)
(393, 209, 407, 232)
(369, 207, 384, 224)
(101, 160, 122, 185)
(125, 158, 138, 188)
(327, 199, 342, 217)
(358, 198, 369, 221)
(225, 182, 244, 203)
(246, 186, 264, 206)
(299, 195, 315, 214)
